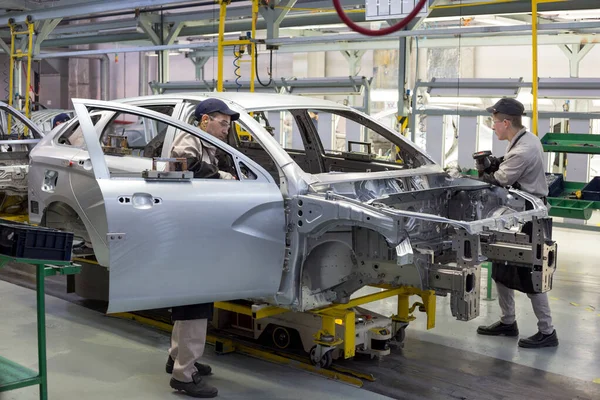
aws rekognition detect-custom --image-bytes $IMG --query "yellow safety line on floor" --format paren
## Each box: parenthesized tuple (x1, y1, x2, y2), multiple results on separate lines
(331, 365, 376, 382)
(72, 258, 100, 265)
(108, 312, 364, 387)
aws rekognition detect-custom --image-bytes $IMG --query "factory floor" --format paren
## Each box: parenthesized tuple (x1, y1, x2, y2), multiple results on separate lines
(1, 226, 600, 400)
(0, 279, 389, 400)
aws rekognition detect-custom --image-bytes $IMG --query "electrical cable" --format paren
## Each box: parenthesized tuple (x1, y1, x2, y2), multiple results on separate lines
(255, 47, 273, 87)
(332, 0, 427, 37)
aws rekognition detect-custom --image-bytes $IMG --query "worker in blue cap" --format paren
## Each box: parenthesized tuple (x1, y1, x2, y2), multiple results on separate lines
(52, 113, 71, 128)
(165, 98, 241, 398)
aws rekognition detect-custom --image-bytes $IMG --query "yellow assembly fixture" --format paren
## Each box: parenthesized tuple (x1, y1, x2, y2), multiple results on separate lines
(7, 16, 35, 137)
(217, 0, 259, 93)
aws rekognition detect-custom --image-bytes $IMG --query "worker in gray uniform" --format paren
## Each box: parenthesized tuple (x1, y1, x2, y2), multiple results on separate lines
(166, 98, 240, 398)
(475, 98, 559, 349)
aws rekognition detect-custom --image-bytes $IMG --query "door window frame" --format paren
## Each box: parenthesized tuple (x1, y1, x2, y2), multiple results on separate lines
(71, 99, 276, 184)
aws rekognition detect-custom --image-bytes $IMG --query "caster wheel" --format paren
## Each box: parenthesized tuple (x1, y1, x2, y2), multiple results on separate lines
(394, 326, 407, 343)
(309, 345, 333, 369)
(272, 326, 291, 349)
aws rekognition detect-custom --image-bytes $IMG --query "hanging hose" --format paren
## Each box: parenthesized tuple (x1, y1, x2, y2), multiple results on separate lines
(2, 57, 8, 100)
(233, 46, 242, 92)
(255, 47, 273, 87)
(332, 0, 427, 37)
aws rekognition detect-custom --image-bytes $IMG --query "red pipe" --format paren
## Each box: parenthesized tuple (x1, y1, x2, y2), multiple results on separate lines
(332, 0, 427, 37)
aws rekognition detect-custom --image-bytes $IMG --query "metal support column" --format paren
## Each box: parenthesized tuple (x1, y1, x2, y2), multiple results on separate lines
(33, 19, 62, 55)
(342, 50, 365, 142)
(457, 116, 478, 170)
(426, 115, 445, 165)
(560, 44, 594, 186)
(190, 56, 210, 81)
(532, 0, 566, 135)
(259, 0, 298, 40)
(139, 52, 148, 96)
(397, 36, 410, 134)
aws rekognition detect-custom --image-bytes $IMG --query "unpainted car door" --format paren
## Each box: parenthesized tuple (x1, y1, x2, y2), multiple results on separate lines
(0, 102, 44, 144)
(71, 99, 287, 313)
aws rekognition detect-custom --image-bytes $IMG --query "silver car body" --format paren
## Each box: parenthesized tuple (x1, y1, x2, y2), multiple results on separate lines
(11, 93, 556, 318)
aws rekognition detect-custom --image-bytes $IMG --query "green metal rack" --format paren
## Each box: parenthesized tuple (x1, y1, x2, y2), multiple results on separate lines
(0, 255, 80, 400)
(542, 131, 600, 220)
(541, 133, 600, 154)
(546, 180, 600, 220)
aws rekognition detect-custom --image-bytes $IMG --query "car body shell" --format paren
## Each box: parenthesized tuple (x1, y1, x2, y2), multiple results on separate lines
(0, 94, 551, 319)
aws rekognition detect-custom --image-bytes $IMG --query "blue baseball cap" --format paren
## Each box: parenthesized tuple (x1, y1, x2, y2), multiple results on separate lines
(53, 113, 71, 126)
(194, 98, 240, 121)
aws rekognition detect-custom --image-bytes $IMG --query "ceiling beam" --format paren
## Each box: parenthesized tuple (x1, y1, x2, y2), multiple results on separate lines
(0, 0, 197, 26)
(428, 0, 600, 18)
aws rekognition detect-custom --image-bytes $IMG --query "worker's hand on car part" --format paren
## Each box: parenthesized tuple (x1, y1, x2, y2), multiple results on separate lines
(486, 156, 502, 174)
(475, 157, 488, 171)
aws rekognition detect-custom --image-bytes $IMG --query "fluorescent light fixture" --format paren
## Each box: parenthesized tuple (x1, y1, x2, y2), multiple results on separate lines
(146, 51, 181, 57)
(516, 92, 554, 105)
(370, 89, 399, 102)
(427, 78, 522, 98)
(476, 16, 527, 26)
(428, 96, 482, 105)
(592, 100, 600, 107)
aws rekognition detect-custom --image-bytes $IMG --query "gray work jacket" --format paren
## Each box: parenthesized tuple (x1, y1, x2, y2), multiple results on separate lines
(170, 133, 235, 180)
(493, 128, 548, 198)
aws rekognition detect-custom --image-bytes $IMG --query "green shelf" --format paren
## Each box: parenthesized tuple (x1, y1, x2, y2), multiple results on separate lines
(0, 355, 40, 392)
(547, 197, 595, 220)
(0, 254, 81, 399)
(541, 133, 600, 154)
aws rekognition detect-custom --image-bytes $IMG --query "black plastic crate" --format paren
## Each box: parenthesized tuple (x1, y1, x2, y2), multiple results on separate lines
(545, 173, 564, 198)
(0, 221, 74, 261)
(582, 176, 600, 201)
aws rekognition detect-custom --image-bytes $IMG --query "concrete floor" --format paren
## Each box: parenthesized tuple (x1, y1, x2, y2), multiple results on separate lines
(1, 226, 599, 399)
(0, 280, 390, 400)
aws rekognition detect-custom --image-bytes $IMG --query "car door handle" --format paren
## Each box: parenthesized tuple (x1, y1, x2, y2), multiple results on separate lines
(69, 158, 93, 171)
(118, 193, 162, 209)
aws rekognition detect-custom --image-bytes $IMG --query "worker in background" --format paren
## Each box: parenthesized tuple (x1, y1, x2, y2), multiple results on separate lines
(166, 98, 240, 398)
(52, 113, 70, 128)
(475, 98, 558, 349)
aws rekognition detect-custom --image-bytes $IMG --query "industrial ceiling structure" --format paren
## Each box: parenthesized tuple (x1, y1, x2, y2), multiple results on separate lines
(1, 0, 600, 57)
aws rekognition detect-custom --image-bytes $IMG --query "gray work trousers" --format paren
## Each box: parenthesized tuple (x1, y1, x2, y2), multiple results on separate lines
(169, 319, 207, 382)
(496, 282, 554, 335)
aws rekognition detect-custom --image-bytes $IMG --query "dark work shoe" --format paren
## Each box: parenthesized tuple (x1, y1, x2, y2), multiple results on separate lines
(166, 356, 212, 376)
(518, 330, 559, 348)
(476, 321, 519, 337)
(170, 372, 218, 398)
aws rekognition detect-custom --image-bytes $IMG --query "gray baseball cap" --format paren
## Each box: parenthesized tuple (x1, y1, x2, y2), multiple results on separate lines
(486, 98, 525, 116)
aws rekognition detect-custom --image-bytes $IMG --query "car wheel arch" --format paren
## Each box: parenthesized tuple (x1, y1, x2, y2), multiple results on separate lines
(41, 200, 94, 251)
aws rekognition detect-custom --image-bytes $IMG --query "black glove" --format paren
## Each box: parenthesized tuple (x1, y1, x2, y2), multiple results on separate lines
(474, 154, 502, 175)
(487, 156, 503, 174)
(178, 157, 220, 179)
(481, 172, 501, 186)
